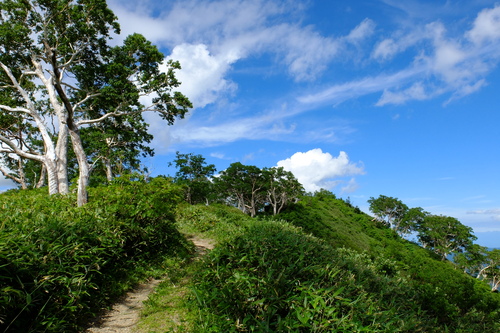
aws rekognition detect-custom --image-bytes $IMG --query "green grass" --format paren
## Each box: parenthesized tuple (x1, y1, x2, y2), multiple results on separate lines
(138, 197, 500, 332)
(3, 184, 498, 332)
(135, 257, 200, 333)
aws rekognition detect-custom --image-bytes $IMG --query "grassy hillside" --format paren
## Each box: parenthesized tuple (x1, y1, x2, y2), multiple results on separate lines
(139, 194, 500, 332)
(2, 181, 499, 332)
(275, 193, 500, 330)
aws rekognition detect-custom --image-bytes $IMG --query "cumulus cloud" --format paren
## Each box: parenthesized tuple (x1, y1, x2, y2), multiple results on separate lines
(109, 0, 345, 86)
(277, 149, 365, 193)
(164, 43, 237, 108)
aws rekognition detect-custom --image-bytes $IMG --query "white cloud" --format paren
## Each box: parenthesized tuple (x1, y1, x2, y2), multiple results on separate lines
(277, 149, 365, 192)
(341, 178, 360, 194)
(346, 18, 376, 44)
(298, 66, 423, 106)
(109, 0, 343, 85)
(171, 116, 295, 146)
(467, 209, 500, 221)
(164, 44, 237, 108)
(372, 38, 399, 60)
(210, 152, 229, 160)
(376, 81, 433, 106)
(467, 5, 500, 44)
(367, 7, 500, 106)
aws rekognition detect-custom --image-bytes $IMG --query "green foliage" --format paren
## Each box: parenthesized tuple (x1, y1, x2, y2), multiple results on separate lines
(191, 220, 438, 332)
(169, 152, 217, 204)
(213, 162, 303, 217)
(175, 203, 253, 243)
(136, 194, 500, 332)
(417, 214, 477, 260)
(276, 193, 500, 331)
(0, 178, 189, 332)
(277, 193, 375, 252)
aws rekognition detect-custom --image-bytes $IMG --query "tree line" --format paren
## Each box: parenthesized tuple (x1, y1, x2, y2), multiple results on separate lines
(368, 195, 500, 291)
(169, 152, 304, 217)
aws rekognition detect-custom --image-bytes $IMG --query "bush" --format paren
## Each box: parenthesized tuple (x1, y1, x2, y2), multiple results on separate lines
(0, 177, 189, 332)
(192, 220, 437, 332)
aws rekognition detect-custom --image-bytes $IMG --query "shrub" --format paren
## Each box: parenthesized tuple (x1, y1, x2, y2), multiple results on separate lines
(0, 177, 189, 332)
(191, 220, 437, 332)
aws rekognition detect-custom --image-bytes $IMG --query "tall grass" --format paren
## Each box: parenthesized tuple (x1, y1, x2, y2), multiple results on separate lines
(0, 177, 190, 332)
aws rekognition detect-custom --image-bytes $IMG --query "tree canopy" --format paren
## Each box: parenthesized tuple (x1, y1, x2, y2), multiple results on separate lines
(0, 0, 191, 205)
(213, 162, 303, 217)
(170, 152, 216, 204)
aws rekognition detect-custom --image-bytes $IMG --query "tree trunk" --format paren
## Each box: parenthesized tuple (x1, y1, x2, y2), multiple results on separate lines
(104, 158, 113, 182)
(56, 125, 69, 194)
(36, 164, 47, 188)
(45, 158, 59, 195)
(69, 129, 90, 206)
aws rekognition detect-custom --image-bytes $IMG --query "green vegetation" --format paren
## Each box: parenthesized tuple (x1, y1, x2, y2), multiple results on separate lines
(1, 0, 497, 329)
(1, 163, 499, 332)
(138, 192, 500, 332)
(0, 0, 191, 206)
(0, 177, 191, 332)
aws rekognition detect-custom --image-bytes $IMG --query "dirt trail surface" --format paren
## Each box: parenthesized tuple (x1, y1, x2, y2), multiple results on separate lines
(84, 237, 213, 333)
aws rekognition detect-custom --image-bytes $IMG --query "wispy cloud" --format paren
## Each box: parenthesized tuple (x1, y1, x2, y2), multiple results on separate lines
(297, 66, 423, 106)
(467, 209, 500, 218)
(108, 1, 500, 151)
(299, 5, 500, 108)
(110, 0, 343, 84)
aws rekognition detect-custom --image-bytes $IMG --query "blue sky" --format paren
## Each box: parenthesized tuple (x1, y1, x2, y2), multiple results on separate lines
(1, 0, 500, 247)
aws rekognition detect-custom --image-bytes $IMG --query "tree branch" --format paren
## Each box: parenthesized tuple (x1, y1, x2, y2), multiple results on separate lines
(0, 61, 37, 112)
(0, 105, 32, 114)
(0, 134, 44, 162)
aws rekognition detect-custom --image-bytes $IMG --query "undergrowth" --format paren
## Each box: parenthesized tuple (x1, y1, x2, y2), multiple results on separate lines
(139, 202, 500, 333)
(0, 177, 191, 332)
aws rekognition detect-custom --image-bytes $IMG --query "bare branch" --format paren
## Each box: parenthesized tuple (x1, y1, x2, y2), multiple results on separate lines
(0, 61, 37, 112)
(73, 92, 101, 112)
(0, 165, 22, 184)
(0, 105, 31, 114)
(0, 134, 44, 162)
(77, 109, 144, 126)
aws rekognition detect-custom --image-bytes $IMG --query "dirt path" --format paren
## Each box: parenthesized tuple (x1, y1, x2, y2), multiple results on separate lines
(84, 237, 213, 333)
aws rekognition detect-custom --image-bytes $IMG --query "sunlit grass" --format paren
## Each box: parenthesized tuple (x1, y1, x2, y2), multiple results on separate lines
(136, 258, 201, 333)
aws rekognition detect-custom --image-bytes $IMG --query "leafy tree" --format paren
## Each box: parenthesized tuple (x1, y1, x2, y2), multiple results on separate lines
(454, 244, 488, 277)
(368, 195, 428, 237)
(0, 0, 191, 205)
(79, 114, 154, 185)
(416, 214, 476, 260)
(262, 166, 303, 215)
(170, 152, 216, 204)
(398, 206, 427, 236)
(214, 162, 266, 217)
(368, 195, 409, 231)
(480, 249, 500, 292)
(0, 105, 45, 188)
